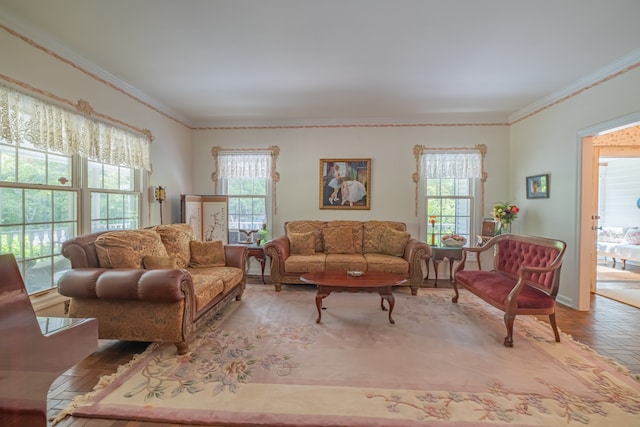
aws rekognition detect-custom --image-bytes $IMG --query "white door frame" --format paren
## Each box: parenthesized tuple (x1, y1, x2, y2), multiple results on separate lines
(577, 112, 640, 311)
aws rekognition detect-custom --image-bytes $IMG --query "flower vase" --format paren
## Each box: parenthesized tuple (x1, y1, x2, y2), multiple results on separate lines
(496, 223, 511, 235)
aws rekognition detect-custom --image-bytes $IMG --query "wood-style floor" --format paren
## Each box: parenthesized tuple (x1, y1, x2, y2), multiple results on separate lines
(46, 273, 640, 426)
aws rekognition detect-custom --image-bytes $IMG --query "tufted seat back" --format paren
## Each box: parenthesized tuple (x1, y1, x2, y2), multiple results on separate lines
(495, 239, 561, 293)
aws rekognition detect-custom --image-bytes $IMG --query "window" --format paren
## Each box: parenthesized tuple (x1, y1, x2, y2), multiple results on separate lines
(415, 147, 486, 246)
(212, 148, 279, 245)
(88, 161, 140, 232)
(225, 177, 268, 243)
(0, 83, 150, 295)
(425, 178, 473, 246)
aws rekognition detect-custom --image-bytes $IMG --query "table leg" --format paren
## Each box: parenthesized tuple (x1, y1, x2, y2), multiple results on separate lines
(258, 258, 266, 284)
(432, 259, 441, 287)
(449, 258, 455, 282)
(315, 287, 330, 323)
(380, 293, 395, 324)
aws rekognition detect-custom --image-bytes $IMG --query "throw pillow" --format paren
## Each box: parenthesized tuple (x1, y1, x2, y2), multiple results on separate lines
(150, 223, 194, 268)
(189, 240, 226, 267)
(289, 231, 316, 256)
(623, 228, 640, 245)
(95, 230, 168, 269)
(379, 227, 411, 257)
(323, 225, 355, 254)
(143, 255, 178, 269)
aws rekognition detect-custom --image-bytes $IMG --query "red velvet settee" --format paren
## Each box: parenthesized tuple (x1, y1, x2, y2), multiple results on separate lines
(452, 233, 567, 347)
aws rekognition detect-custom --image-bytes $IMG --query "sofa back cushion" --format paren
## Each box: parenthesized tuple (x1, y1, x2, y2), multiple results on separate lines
(379, 227, 411, 257)
(286, 221, 327, 252)
(323, 225, 355, 254)
(289, 231, 316, 255)
(95, 230, 168, 269)
(363, 221, 406, 253)
(622, 228, 640, 245)
(189, 240, 226, 267)
(150, 223, 194, 268)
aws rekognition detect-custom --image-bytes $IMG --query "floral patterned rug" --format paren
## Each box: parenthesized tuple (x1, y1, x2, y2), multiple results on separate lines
(56, 285, 640, 426)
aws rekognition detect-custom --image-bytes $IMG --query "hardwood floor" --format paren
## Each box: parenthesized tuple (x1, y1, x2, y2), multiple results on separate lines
(45, 276, 640, 426)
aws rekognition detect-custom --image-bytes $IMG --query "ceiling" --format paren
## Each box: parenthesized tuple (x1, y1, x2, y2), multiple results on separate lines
(2, 0, 640, 128)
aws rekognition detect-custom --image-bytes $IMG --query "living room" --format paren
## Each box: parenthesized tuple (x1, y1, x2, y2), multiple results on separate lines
(2, 1, 639, 314)
(1, 1, 640, 425)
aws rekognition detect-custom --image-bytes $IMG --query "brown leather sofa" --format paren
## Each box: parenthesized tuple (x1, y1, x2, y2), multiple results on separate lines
(264, 220, 431, 295)
(57, 224, 247, 354)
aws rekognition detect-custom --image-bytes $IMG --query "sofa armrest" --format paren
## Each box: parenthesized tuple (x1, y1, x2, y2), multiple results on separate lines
(224, 244, 248, 269)
(264, 236, 290, 273)
(57, 268, 192, 303)
(403, 238, 431, 284)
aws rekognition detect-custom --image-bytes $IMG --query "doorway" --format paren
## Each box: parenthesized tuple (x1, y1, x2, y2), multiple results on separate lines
(595, 153, 640, 308)
(578, 117, 640, 311)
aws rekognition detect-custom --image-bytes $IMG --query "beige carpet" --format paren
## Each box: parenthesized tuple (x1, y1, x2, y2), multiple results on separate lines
(596, 288, 640, 309)
(597, 264, 640, 308)
(55, 285, 640, 426)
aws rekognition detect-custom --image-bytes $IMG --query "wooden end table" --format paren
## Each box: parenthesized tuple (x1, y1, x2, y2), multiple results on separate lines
(300, 271, 407, 324)
(431, 246, 463, 287)
(246, 245, 266, 284)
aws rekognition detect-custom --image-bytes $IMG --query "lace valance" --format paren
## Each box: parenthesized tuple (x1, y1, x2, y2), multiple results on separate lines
(0, 83, 151, 171)
(420, 151, 482, 179)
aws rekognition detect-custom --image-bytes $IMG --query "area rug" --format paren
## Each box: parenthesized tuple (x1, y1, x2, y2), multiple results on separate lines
(596, 288, 640, 309)
(55, 285, 640, 426)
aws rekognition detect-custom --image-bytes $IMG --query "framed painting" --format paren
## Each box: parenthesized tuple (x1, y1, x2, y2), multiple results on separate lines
(319, 158, 371, 209)
(526, 174, 549, 199)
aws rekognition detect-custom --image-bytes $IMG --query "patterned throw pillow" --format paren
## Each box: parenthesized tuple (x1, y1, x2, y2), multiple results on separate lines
(323, 226, 355, 254)
(189, 240, 226, 267)
(622, 229, 640, 245)
(143, 255, 178, 269)
(363, 221, 406, 253)
(289, 231, 316, 256)
(379, 227, 411, 257)
(151, 223, 194, 268)
(95, 230, 168, 269)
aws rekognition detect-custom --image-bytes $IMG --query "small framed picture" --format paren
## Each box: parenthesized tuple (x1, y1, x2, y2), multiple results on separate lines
(526, 174, 549, 199)
(319, 158, 371, 209)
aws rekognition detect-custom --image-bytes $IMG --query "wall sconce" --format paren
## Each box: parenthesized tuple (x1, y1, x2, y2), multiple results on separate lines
(154, 186, 166, 224)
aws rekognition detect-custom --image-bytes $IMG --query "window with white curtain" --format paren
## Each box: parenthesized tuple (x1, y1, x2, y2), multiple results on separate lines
(418, 149, 485, 246)
(214, 151, 273, 244)
(0, 83, 150, 294)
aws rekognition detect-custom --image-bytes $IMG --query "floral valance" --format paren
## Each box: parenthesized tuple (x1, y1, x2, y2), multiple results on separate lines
(412, 144, 488, 216)
(217, 153, 272, 179)
(0, 83, 151, 171)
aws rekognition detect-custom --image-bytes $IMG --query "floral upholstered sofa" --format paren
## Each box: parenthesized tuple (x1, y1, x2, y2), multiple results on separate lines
(597, 226, 640, 269)
(57, 223, 247, 354)
(264, 220, 431, 295)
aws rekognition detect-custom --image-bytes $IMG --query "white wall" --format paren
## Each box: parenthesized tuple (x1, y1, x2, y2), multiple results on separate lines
(0, 27, 193, 228)
(192, 125, 510, 239)
(510, 67, 640, 309)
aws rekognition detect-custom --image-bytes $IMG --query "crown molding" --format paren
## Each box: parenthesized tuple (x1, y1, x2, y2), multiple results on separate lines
(0, 8, 192, 127)
(509, 48, 640, 124)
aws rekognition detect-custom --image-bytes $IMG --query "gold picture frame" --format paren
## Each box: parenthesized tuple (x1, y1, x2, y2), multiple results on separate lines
(319, 158, 371, 209)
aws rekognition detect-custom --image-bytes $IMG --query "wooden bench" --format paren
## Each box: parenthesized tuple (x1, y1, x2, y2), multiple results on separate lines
(0, 254, 98, 426)
(452, 234, 567, 347)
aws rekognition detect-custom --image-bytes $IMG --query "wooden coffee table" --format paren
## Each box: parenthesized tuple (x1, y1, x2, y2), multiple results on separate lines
(300, 271, 407, 324)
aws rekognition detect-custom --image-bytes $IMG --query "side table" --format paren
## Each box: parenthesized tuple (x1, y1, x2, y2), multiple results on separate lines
(247, 245, 266, 284)
(431, 246, 463, 287)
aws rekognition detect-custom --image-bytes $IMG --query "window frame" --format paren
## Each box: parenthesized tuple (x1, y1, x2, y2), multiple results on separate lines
(0, 143, 147, 295)
(414, 145, 487, 247)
